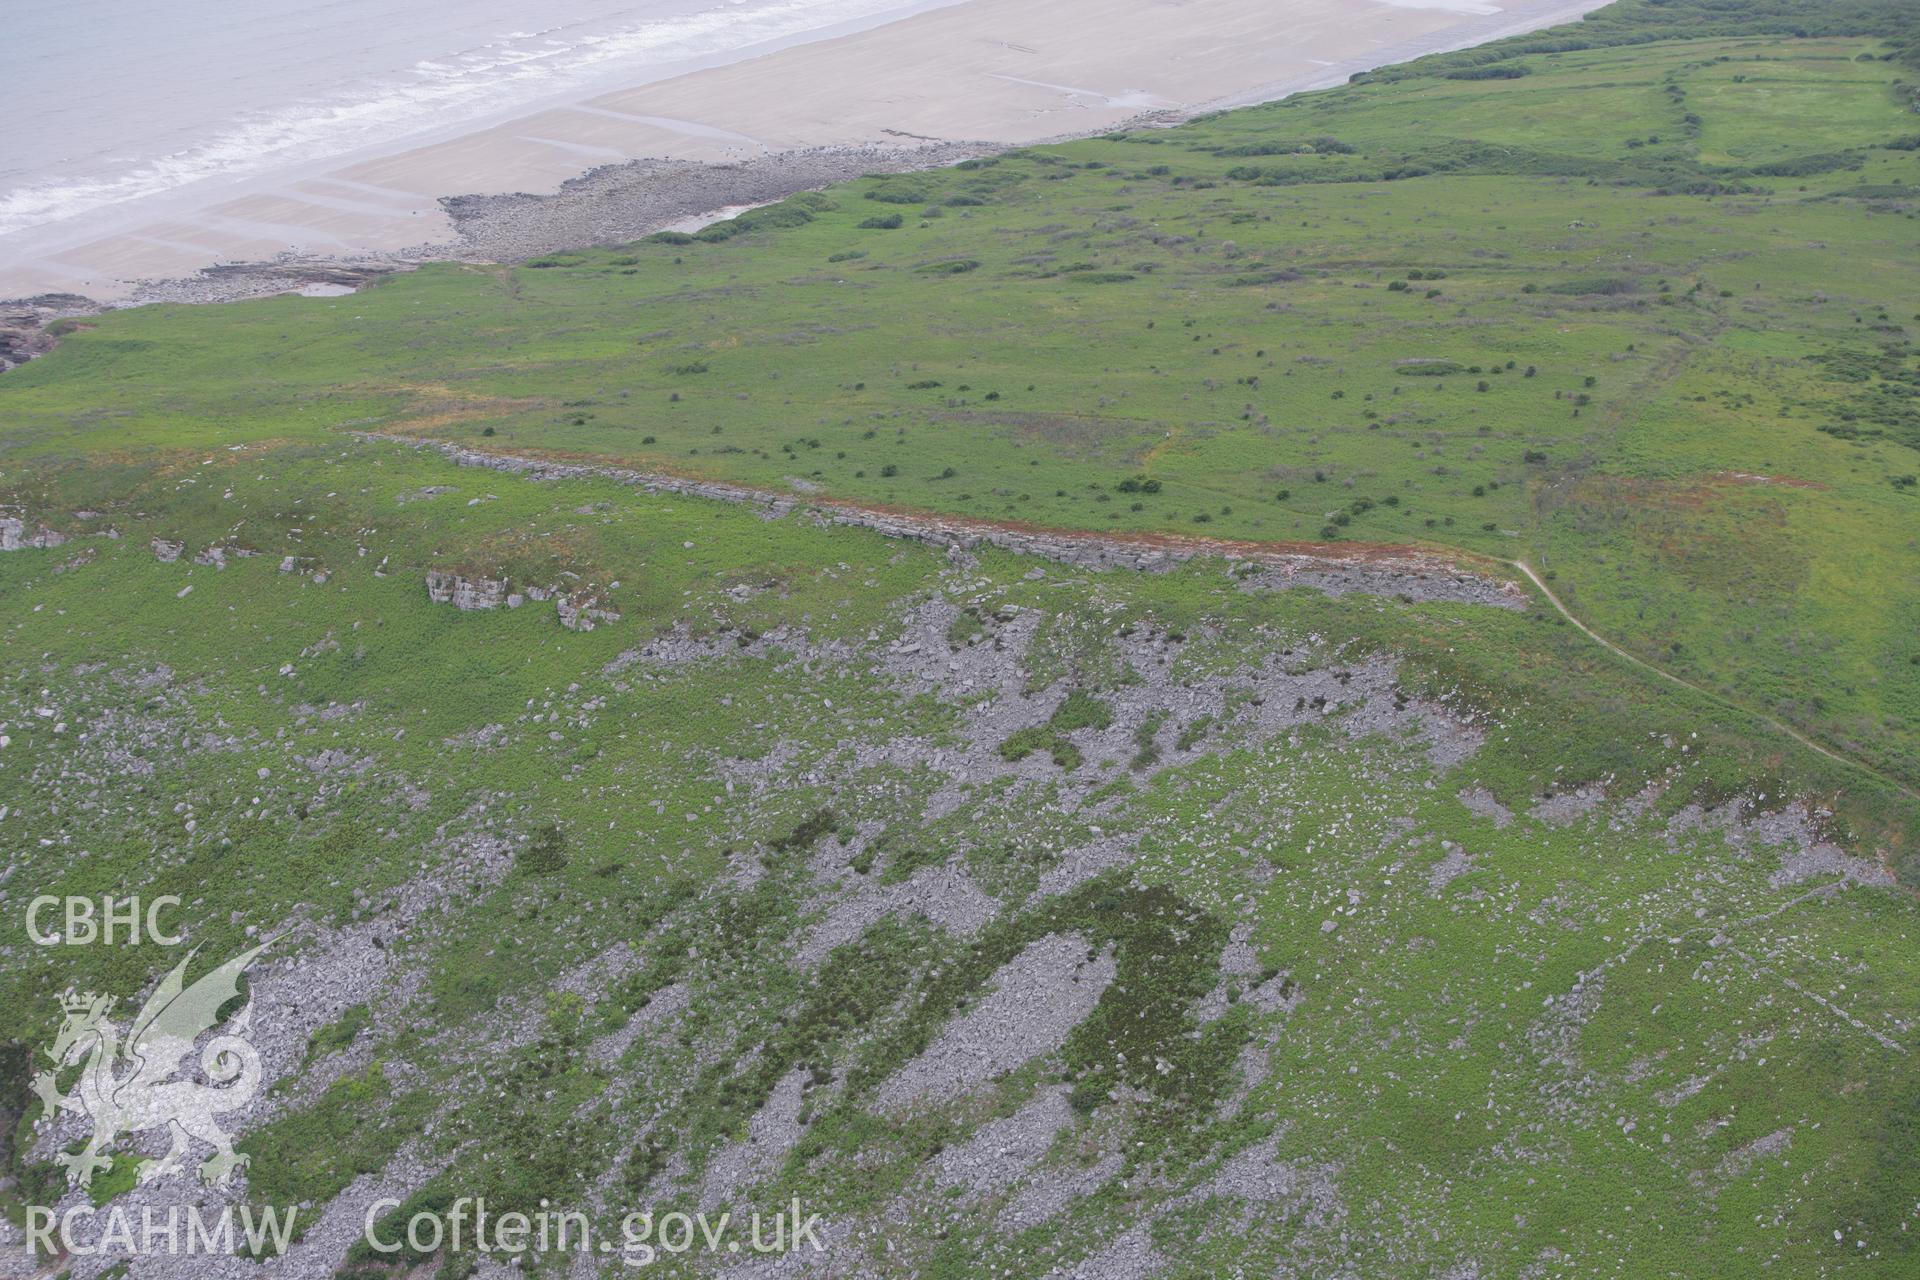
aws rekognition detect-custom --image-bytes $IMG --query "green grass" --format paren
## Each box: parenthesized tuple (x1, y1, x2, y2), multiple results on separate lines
(2, 2, 1919, 1275)
(1000, 689, 1115, 768)
(1, 427, 1914, 1277)
(4, 19, 1916, 792)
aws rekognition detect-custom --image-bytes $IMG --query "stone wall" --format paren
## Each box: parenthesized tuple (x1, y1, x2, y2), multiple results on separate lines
(365, 434, 1526, 610)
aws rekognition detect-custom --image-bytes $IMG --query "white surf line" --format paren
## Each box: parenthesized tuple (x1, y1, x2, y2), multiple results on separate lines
(1513, 560, 1920, 809)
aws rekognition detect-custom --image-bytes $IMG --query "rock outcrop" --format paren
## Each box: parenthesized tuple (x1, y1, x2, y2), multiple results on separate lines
(426, 570, 509, 611)
(556, 593, 619, 632)
(194, 544, 259, 568)
(0, 517, 67, 551)
(0, 298, 88, 372)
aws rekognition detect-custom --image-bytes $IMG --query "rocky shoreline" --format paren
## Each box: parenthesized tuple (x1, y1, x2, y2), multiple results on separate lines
(433, 142, 985, 269)
(0, 141, 991, 335)
(0, 294, 94, 371)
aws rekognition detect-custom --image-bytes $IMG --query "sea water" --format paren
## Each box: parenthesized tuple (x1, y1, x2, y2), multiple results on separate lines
(0, 0, 939, 242)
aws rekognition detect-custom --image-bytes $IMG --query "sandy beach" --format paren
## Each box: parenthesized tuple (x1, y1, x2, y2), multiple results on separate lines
(0, 0, 1608, 307)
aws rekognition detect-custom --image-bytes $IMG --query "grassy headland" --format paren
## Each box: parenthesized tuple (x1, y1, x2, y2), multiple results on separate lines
(1, 2, 1918, 1275)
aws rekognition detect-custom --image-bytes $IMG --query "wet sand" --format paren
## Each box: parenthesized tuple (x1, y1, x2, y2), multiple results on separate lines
(0, 0, 1606, 307)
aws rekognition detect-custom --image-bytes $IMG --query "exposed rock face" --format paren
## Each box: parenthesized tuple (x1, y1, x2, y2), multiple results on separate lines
(932, 1087, 1075, 1195)
(699, 1066, 812, 1211)
(151, 538, 185, 562)
(232, 262, 390, 292)
(797, 863, 998, 968)
(425, 569, 508, 610)
(1457, 786, 1514, 828)
(875, 933, 1117, 1111)
(113, 262, 398, 309)
(556, 592, 618, 631)
(0, 517, 67, 551)
(1, 311, 60, 371)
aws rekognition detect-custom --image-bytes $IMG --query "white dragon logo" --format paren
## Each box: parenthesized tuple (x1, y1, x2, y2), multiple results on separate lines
(31, 944, 266, 1189)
